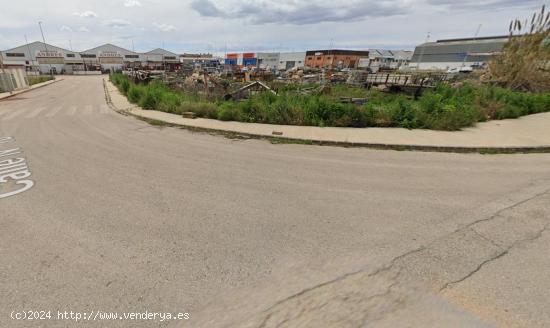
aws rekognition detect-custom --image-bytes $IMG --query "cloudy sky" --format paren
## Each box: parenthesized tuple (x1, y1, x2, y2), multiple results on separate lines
(0, 0, 545, 54)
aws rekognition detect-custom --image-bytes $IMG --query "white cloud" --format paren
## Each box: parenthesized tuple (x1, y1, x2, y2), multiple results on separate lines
(73, 10, 98, 18)
(153, 22, 176, 32)
(124, 0, 142, 7)
(60, 25, 73, 32)
(0, 0, 542, 53)
(103, 19, 131, 28)
(190, 0, 413, 25)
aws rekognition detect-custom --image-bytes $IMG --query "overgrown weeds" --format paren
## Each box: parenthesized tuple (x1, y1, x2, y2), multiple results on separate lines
(485, 5, 550, 92)
(28, 75, 54, 86)
(110, 73, 550, 131)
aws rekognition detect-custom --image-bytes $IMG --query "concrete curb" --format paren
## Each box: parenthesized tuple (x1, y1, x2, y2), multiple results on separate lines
(0, 78, 62, 101)
(103, 79, 550, 154)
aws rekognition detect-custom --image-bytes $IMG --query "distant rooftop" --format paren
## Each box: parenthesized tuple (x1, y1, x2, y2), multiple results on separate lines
(436, 35, 509, 43)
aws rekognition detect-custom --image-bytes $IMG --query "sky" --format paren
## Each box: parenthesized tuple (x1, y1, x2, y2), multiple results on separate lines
(0, 0, 546, 54)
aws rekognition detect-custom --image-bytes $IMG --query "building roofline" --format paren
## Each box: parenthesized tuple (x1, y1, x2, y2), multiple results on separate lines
(1, 41, 74, 53)
(436, 35, 509, 43)
(80, 43, 136, 54)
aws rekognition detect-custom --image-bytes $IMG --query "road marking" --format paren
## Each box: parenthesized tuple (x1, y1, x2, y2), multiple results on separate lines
(0, 137, 34, 199)
(45, 106, 63, 117)
(25, 107, 46, 118)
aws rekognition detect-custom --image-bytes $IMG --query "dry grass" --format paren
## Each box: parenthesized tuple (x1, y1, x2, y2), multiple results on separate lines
(486, 5, 550, 92)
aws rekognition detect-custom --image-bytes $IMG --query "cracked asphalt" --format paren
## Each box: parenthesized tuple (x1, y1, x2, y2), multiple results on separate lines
(1, 76, 550, 328)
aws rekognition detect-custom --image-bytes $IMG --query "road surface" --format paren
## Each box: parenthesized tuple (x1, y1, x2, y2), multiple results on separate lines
(1, 75, 550, 327)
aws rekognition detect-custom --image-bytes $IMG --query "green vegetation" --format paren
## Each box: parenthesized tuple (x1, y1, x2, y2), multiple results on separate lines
(486, 5, 550, 92)
(110, 73, 550, 131)
(28, 75, 54, 86)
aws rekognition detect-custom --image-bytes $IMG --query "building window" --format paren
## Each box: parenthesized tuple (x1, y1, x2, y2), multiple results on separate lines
(307, 57, 313, 60)
(81, 54, 96, 58)
(66, 54, 75, 58)
(326, 57, 331, 60)
(6, 53, 25, 57)
(164, 56, 176, 60)
(316, 57, 321, 60)
(298, 61, 302, 63)
(125, 55, 139, 58)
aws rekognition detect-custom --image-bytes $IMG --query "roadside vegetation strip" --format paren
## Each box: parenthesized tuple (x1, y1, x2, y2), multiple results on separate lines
(0, 77, 60, 101)
(102, 82, 550, 154)
(27, 75, 54, 86)
(110, 73, 550, 131)
(104, 79, 550, 154)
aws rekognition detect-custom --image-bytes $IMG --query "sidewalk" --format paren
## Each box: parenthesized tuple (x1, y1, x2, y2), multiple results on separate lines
(0, 78, 61, 100)
(104, 78, 550, 153)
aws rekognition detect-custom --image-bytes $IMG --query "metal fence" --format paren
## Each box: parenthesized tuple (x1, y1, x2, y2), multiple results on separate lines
(0, 72, 16, 93)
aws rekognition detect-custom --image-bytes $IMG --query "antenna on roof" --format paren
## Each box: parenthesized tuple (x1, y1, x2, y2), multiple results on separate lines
(416, 31, 431, 70)
(24, 35, 34, 68)
(38, 21, 53, 77)
(462, 24, 482, 68)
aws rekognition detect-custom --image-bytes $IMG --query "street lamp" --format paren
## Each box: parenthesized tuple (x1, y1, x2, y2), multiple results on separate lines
(38, 21, 54, 77)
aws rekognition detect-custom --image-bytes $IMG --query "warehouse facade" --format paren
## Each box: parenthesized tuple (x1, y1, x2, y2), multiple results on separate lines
(410, 36, 509, 70)
(278, 52, 306, 70)
(305, 49, 370, 69)
(0, 41, 81, 74)
(1, 42, 184, 73)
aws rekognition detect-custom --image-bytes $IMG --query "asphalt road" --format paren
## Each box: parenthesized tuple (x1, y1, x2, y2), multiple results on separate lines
(1, 75, 550, 328)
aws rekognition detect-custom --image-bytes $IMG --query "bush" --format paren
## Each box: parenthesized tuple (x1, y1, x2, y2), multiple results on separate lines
(127, 85, 144, 104)
(180, 102, 219, 118)
(217, 103, 241, 121)
(120, 79, 130, 95)
(113, 73, 550, 131)
(28, 75, 54, 86)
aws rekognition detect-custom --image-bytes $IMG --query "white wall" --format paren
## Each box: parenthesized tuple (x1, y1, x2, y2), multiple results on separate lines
(257, 53, 280, 70)
(409, 61, 481, 71)
(277, 52, 306, 70)
(0, 67, 28, 91)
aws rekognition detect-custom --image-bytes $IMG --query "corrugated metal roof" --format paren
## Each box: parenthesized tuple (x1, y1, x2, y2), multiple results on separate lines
(412, 38, 507, 63)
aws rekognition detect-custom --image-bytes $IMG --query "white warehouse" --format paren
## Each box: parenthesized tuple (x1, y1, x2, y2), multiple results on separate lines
(1, 42, 182, 74)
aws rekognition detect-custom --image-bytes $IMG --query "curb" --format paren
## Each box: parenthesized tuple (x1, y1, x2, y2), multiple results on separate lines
(0, 78, 62, 101)
(103, 79, 550, 155)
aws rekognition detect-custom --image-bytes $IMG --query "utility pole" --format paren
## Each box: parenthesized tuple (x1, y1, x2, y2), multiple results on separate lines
(416, 32, 431, 70)
(24, 35, 34, 70)
(462, 24, 482, 68)
(38, 21, 53, 77)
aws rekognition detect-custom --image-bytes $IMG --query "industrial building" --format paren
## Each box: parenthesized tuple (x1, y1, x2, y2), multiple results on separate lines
(224, 52, 306, 71)
(224, 53, 258, 68)
(410, 36, 509, 70)
(257, 53, 280, 70)
(0, 41, 81, 74)
(79, 43, 142, 72)
(277, 52, 306, 70)
(358, 49, 413, 72)
(1, 42, 187, 73)
(305, 50, 370, 69)
(142, 48, 180, 71)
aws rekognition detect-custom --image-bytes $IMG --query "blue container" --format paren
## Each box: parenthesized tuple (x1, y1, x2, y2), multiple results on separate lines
(242, 58, 257, 66)
(225, 58, 237, 65)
